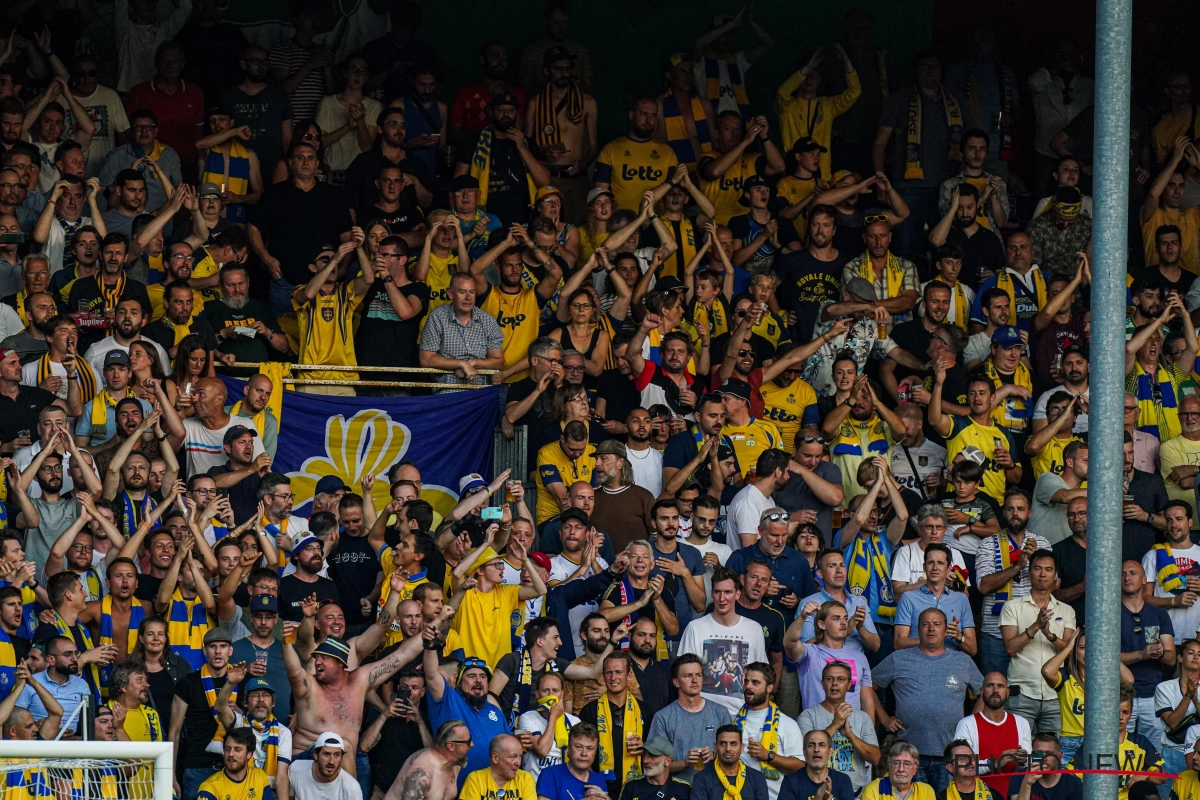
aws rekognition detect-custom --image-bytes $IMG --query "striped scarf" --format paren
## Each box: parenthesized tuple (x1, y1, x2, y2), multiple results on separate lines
(96, 271, 127, 314)
(52, 612, 100, 700)
(250, 715, 282, 776)
(596, 691, 643, 783)
(120, 491, 157, 540)
(858, 252, 909, 330)
(201, 665, 235, 752)
(1, 765, 51, 798)
(990, 533, 1021, 615)
(1127, 360, 1183, 442)
(702, 57, 751, 118)
(0, 628, 15, 701)
(59, 218, 84, 275)
(661, 93, 713, 166)
(167, 589, 209, 669)
(37, 353, 97, 404)
(469, 126, 537, 208)
(846, 533, 895, 618)
(510, 647, 534, 727)
(113, 702, 161, 741)
(264, 516, 294, 575)
(99, 596, 144, 692)
(946, 282, 970, 330)
(996, 269, 1047, 326)
(616, 577, 669, 660)
(81, 567, 103, 602)
(904, 86, 963, 180)
(735, 703, 781, 780)
(1152, 544, 1187, 594)
(532, 82, 585, 148)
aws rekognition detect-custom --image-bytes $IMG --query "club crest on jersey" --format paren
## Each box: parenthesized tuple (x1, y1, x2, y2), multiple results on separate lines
(321, 307, 334, 322)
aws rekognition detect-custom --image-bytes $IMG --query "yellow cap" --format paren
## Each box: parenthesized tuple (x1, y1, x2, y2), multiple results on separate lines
(468, 546, 505, 574)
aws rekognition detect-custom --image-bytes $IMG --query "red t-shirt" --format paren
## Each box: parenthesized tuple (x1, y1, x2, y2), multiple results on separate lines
(708, 368, 765, 418)
(450, 82, 526, 138)
(125, 80, 205, 178)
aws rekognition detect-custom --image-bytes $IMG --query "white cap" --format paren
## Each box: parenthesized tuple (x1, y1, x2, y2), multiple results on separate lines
(315, 731, 346, 752)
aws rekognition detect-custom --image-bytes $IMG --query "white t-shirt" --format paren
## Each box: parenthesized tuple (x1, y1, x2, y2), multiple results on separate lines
(517, 709, 582, 779)
(891, 541, 970, 588)
(1142, 544, 1200, 644)
(1032, 385, 1090, 433)
(738, 705, 804, 800)
(67, 85, 131, 178)
(626, 444, 664, 497)
(677, 614, 768, 714)
(181, 414, 266, 476)
(288, 759, 363, 800)
(550, 552, 608, 656)
(231, 711, 293, 782)
(1154, 678, 1200, 753)
(686, 537, 734, 602)
(889, 440, 947, 497)
(40, 214, 94, 275)
(726, 484, 774, 543)
(952, 712, 1032, 769)
(964, 332, 993, 367)
(84, 336, 171, 379)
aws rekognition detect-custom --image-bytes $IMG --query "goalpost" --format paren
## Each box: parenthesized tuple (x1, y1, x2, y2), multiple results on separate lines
(0, 740, 174, 800)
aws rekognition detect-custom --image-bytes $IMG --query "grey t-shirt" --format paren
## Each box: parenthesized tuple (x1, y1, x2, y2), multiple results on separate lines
(774, 461, 844, 541)
(1031, 472, 1072, 545)
(871, 648, 983, 757)
(646, 700, 733, 782)
(797, 703, 879, 791)
(879, 85, 966, 188)
(28, 496, 80, 583)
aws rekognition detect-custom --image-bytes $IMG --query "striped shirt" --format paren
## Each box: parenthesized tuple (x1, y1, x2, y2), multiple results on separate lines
(269, 39, 326, 121)
(181, 415, 266, 476)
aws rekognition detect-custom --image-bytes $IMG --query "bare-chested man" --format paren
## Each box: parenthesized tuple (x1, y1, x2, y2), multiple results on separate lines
(78, 556, 153, 669)
(295, 569, 407, 670)
(285, 606, 453, 777)
(525, 46, 598, 221)
(384, 720, 473, 800)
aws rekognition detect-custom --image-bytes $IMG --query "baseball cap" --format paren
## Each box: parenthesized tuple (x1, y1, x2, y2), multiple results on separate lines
(315, 731, 347, 751)
(594, 440, 627, 458)
(313, 638, 351, 666)
(115, 397, 142, 416)
(667, 52, 693, 68)
(458, 473, 488, 495)
(958, 445, 988, 466)
(655, 276, 687, 293)
(0, 349, 15, 363)
(314, 475, 349, 496)
(791, 136, 828, 154)
(831, 169, 859, 184)
(249, 594, 278, 614)
(644, 737, 675, 758)
(198, 182, 223, 198)
(244, 677, 274, 694)
(448, 174, 480, 192)
(844, 276, 876, 302)
(223, 424, 257, 446)
(206, 104, 233, 119)
(543, 45, 575, 67)
(530, 552, 553, 571)
(586, 187, 614, 205)
(535, 185, 564, 203)
(560, 508, 590, 528)
(991, 325, 1023, 349)
(203, 628, 233, 646)
(718, 378, 752, 406)
(490, 91, 520, 110)
(291, 536, 323, 557)
(103, 350, 131, 368)
(738, 174, 772, 206)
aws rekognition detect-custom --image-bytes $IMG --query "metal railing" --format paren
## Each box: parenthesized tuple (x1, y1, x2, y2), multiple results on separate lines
(228, 362, 499, 389)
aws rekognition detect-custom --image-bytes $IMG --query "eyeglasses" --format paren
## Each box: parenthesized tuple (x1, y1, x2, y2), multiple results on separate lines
(39, 465, 63, 473)
(271, 493, 296, 501)
(864, 214, 889, 224)
(131, 124, 156, 131)
(563, 365, 584, 372)
(447, 739, 474, 747)
(1124, 405, 1138, 413)
(193, 487, 217, 495)
(70, 544, 93, 552)
(1181, 412, 1200, 418)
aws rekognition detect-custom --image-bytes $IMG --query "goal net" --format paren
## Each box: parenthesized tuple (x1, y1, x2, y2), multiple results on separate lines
(0, 741, 173, 800)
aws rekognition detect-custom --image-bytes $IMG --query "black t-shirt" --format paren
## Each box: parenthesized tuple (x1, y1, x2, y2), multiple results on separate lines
(630, 659, 673, 725)
(1030, 315, 1087, 395)
(202, 297, 281, 374)
(0, 385, 57, 444)
(580, 696, 652, 796)
(355, 279, 430, 369)
(368, 706, 430, 792)
(278, 574, 342, 622)
(342, 149, 434, 213)
(506, 375, 559, 467)
(250, 181, 353, 286)
(737, 602, 785, 655)
(360, 36, 441, 105)
(773, 249, 852, 342)
(146, 666, 179, 735)
(1124, 469, 1169, 563)
(355, 203, 425, 233)
(206, 463, 262, 525)
(457, 137, 530, 227)
(493, 653, 570, 718)
(1154, 267, 1196, 298)
(946, 225, 1006, 290)
(595, 369, 641, 435)
(620, 777, 691, 800)
(327, 533, 382, 628)
(174, 669, 227, 770)
(1053, 535, 1088, 625)
(134, 573, 164, 603)
(889, 319, 935, 388)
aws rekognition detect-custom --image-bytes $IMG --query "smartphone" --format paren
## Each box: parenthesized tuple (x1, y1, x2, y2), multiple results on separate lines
(480, 506, 505, 520)
(396, 684, 412, 702)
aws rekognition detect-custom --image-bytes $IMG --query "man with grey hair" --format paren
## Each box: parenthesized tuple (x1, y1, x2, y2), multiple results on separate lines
(419, 272, 504, 391)
(591, 440, 656, 552)
(890, 504, 969, 598)
(384, 720, 473, 800)
(503, 335, 565, 463)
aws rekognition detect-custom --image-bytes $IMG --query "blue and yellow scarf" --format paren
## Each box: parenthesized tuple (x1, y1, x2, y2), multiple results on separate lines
(1152, 544, 1186, 594)
(167, 589, 209, 670)
(847, 533, 895, 618)
(99, 596, 144, 693)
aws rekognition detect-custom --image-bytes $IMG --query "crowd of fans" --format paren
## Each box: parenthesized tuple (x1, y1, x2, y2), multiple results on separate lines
(3, 1, 1200, 800)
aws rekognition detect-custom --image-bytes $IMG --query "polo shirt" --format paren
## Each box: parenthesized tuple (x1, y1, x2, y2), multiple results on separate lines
(1121, 602, 1174, 697)
(15, 669, 90, 735)
(124, 79, 205, 170)
(894, 585, 975, 651)
(797, 589, 877, 651)
(998, 594, 1076, 700)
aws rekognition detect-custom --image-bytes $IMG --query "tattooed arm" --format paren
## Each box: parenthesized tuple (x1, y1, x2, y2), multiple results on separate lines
(351, 569, 405, 661)
(365, 608, 455, 690)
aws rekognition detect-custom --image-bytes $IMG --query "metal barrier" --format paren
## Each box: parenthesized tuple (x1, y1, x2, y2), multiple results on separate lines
(229, 362, 499, 390)
(493, 424, 528, 484)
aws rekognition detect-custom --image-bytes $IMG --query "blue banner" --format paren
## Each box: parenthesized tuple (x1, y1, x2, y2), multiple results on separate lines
(221, 378, 500, 515)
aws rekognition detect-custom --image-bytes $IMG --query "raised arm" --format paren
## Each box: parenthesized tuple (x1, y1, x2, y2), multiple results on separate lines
(366, 609, 455, 690)
(1034, 255, 1086, 332)
(927, 361, 954, 439)
(1142, 136, 1189, 223)
(837, 473, 884, 548)
(154, 532, 191, 615)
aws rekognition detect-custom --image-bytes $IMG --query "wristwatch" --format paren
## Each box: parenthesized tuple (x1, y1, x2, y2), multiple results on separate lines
(766, 752, 776, 763)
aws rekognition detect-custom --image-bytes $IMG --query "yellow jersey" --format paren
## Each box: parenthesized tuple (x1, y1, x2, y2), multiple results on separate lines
(292, 282, 365, 381)
(830, 414, 895, 506)
(775, 174, 820, 240)
(460, 767, 537, 800)
(1049, 668, 1086, 738)
(534, 440, 597, 524)
(146, 281, 207, 322)
(421, 251, 459, 330)
(700, 151, 760, 226)
(660, 216, 698, 279)
(759, 376, 819, 454)
(751, 311, 790, 350)
(197, 767, 273, 800)
(452, 584, 523, 668)
(1169, 769, 1200, 800)
(595, 136, 679, 212)
(776, 71, 862, 177)
(1067, 733, 1162, 800)
(189, 248, 224, 304)
(481, 285, 543, 383)
(945, 415, 1016, 504)
(1031, 435, 1084, 480)
(860, 780, 935, 800)
(723, 417, 783, 477)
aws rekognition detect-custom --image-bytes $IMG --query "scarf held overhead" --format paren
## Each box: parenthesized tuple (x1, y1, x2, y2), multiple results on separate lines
(904, 87, 964, 181)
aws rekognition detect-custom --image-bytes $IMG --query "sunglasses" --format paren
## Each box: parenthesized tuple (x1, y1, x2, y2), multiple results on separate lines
(864, 214, 889, 224)
(763, 511, 789, 522)
(737, 349, 753, 357)
(801, 436, 826, 445)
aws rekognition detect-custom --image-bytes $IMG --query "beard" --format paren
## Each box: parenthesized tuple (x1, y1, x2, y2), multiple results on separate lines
(224, 295, 249, 310)
(1007, 516, 1027, 534)
(463, 689, 487, 710)
(629, 640, 655, 659)
(493, 116, 515, 132)
(953, 216, 974, 228)
(586, 636, 610, 656)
